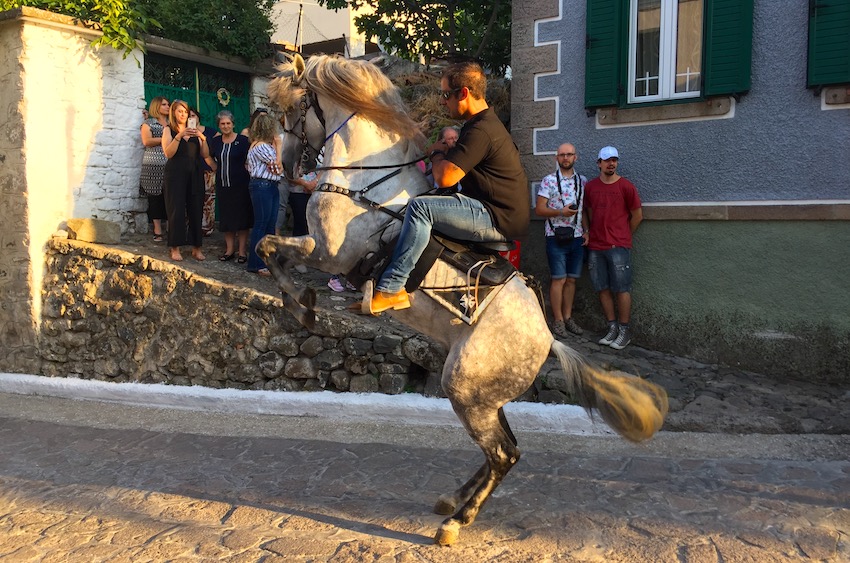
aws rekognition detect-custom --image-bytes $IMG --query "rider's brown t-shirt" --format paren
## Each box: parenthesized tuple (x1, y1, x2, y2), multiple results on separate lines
(448, 108, 530, 240)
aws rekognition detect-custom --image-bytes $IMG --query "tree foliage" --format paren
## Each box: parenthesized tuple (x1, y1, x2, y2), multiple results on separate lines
(318, 0, 511, 74)
(2, 0, 276, 63)
(136, 0, 276, 63)
(1, 0, 159, 57)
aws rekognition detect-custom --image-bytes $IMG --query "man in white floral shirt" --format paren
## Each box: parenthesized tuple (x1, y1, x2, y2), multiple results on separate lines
(534, 142, 588, 338)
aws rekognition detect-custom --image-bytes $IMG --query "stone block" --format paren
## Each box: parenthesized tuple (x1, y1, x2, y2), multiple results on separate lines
(423, 372, 445, 398)
(330, 369, 350, 391)
(341, 337, 372, 356)
(373, 333, 403, 354)
(65, 218, 121, 243)
(285, 357, 318, 379)
(349, 374, 379, 393)
(379, 372, 408, 395)
(313, 349, 344, 371)
(401, 336, 445, 372)
(299, 335, 324, 357)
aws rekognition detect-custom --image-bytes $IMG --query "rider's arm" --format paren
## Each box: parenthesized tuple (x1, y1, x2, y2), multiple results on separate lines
(429, 152, 465, 188)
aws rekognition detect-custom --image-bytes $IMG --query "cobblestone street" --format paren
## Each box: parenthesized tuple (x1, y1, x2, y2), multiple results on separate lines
(0, 391, 848, 561)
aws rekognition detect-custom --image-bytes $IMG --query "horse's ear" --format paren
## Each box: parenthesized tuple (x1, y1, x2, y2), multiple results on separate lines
(294, 54, 306, 78)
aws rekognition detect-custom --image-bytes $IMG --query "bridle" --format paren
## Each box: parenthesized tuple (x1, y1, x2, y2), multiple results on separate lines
(281, 87, 429, 221)
(280, 90, 326, 174)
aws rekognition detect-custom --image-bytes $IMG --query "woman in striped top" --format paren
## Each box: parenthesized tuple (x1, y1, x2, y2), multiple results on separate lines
(245, 114, 282, 275)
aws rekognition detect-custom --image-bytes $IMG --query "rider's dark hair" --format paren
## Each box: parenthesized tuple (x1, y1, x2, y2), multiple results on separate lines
(443, 61, 487, 100)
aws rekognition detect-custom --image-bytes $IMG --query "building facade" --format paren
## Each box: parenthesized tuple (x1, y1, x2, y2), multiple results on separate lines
(511, 0, 850, 382)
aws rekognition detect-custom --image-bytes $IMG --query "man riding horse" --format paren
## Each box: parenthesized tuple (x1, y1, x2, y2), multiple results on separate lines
(371, 61, 530, 314)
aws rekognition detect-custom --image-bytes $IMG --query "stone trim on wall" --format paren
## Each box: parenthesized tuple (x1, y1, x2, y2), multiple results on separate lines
(643, 202, 850, 221)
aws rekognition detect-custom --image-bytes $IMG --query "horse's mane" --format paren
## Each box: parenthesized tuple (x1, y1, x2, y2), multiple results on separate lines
(269, 55, 426, 148)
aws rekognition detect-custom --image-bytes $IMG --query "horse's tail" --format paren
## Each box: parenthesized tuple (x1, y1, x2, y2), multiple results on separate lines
(550, 339, 668, 442)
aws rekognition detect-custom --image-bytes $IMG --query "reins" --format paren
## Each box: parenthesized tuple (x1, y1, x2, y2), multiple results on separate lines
(283, 87, 429, 222)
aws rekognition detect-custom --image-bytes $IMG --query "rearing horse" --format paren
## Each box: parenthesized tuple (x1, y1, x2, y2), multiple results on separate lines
(258, 54, 668, 546)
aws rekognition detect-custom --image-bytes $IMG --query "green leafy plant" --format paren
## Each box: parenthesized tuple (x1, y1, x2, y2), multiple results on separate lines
(136, 0, 276, 63)
(317, 0, 511, 74)
(1, 0, 160, 58)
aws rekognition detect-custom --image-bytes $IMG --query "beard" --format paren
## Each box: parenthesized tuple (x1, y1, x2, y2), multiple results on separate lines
(560, 162, 575, 171)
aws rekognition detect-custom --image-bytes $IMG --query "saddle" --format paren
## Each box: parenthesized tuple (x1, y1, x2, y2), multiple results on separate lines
(346, 234, 519, 324)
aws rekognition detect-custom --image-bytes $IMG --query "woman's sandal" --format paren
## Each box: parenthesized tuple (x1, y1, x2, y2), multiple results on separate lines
(153, 233, 164, 242)
(219, 253, 236, 262)
(237, 255, 248, 264)
(257, 268, 271, 277)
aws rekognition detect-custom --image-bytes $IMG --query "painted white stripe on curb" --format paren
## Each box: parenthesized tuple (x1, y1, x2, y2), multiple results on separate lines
(0, 373, 612, 436)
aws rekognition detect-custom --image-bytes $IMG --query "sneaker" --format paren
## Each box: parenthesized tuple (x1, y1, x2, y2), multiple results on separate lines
(609, 325, 631, 350)
(598, 323, 619, 346)
(327, 276, 345, 292)
(564, 318, 583, 335)
(551, 320, 569, 339)
(344, 280, 358, 291)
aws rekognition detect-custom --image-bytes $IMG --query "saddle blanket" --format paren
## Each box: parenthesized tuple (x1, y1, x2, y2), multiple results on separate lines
(418, 256, 517, 325)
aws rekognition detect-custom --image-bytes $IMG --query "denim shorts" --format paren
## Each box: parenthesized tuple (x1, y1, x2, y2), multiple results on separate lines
(545, 236, 585, 279)
(587, 247, 633, 293)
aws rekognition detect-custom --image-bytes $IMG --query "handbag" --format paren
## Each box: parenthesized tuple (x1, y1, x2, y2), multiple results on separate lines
(547, 169, 582, 246)
(552, 225, 575, 244)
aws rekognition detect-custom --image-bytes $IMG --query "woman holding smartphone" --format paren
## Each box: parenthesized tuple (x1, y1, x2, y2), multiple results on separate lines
(162, 99, 210, 261)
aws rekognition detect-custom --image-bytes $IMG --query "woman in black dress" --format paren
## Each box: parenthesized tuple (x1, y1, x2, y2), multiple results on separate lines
(207, 110, 253, 262)
(161, 99, 210, 261)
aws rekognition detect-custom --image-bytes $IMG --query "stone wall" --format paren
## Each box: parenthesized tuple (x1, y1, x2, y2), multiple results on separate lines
(37, 238, 447, 396)
(32, 238, 581, 401)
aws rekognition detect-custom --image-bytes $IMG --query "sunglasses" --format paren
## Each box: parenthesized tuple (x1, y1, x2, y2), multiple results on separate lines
(439, 88, 463, 100)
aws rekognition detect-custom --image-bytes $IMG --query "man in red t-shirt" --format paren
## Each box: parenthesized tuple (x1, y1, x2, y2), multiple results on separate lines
(583, 146, 643, 350)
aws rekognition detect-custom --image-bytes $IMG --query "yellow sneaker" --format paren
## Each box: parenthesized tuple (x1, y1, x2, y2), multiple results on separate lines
(370, 289, 411, 314)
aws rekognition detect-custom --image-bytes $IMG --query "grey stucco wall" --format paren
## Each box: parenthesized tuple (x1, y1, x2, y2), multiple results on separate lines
(531, 0, 850, 202)
(520, 220, 850, 383)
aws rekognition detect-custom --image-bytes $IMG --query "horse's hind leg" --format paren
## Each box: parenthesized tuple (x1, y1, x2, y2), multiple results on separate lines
(433, 408, 516, 516)
(434, 405, 520, 546)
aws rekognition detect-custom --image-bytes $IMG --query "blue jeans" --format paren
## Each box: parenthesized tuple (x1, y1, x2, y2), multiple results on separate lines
(247, 178, 280, 272)
(377, 194, 506, 293)
(546, 236, 585, 279)
(588, 247, 633, 293)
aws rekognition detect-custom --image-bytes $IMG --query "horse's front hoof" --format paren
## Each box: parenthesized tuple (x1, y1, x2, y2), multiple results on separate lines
(434, 495, 456, 515)
(434, 519, 460, 546)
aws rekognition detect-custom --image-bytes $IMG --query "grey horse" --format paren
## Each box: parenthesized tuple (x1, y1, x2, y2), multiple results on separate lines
(257, 54, 668, 546)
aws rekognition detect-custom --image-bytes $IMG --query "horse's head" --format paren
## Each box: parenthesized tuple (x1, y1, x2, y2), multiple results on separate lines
(269, 54, 429, 180)
(269, 54, 326, 179)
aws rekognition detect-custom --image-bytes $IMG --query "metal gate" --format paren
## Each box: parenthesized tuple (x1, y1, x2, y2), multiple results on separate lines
(143, 53, 251, 131)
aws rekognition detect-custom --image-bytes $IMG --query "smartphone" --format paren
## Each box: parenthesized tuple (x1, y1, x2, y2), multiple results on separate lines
(569, 203, 579, 210)
(187, 117, 198, 129)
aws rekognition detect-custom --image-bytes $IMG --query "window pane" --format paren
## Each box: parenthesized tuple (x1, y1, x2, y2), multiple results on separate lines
(675, 0, 703, 93)
(635, 0, 661, 97)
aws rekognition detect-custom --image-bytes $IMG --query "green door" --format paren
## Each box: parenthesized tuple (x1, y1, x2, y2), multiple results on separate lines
(143, 53, 251, 132)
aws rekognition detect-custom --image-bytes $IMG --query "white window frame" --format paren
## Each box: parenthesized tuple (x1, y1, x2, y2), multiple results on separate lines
(627, 0, 702, 104)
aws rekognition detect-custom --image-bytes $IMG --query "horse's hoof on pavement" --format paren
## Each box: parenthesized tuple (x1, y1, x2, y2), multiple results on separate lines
(433, 496, 456, 515)
(434, 519, 460, 546)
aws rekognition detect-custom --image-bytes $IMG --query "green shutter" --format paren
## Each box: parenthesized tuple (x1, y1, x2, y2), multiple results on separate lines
(585, 0, 623, 108)
(702, 0, 754, 97)
(808, 0, 850, 87)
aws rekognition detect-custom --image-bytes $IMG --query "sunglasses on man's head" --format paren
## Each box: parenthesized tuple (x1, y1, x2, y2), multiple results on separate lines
(439, 88, 463, 100)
